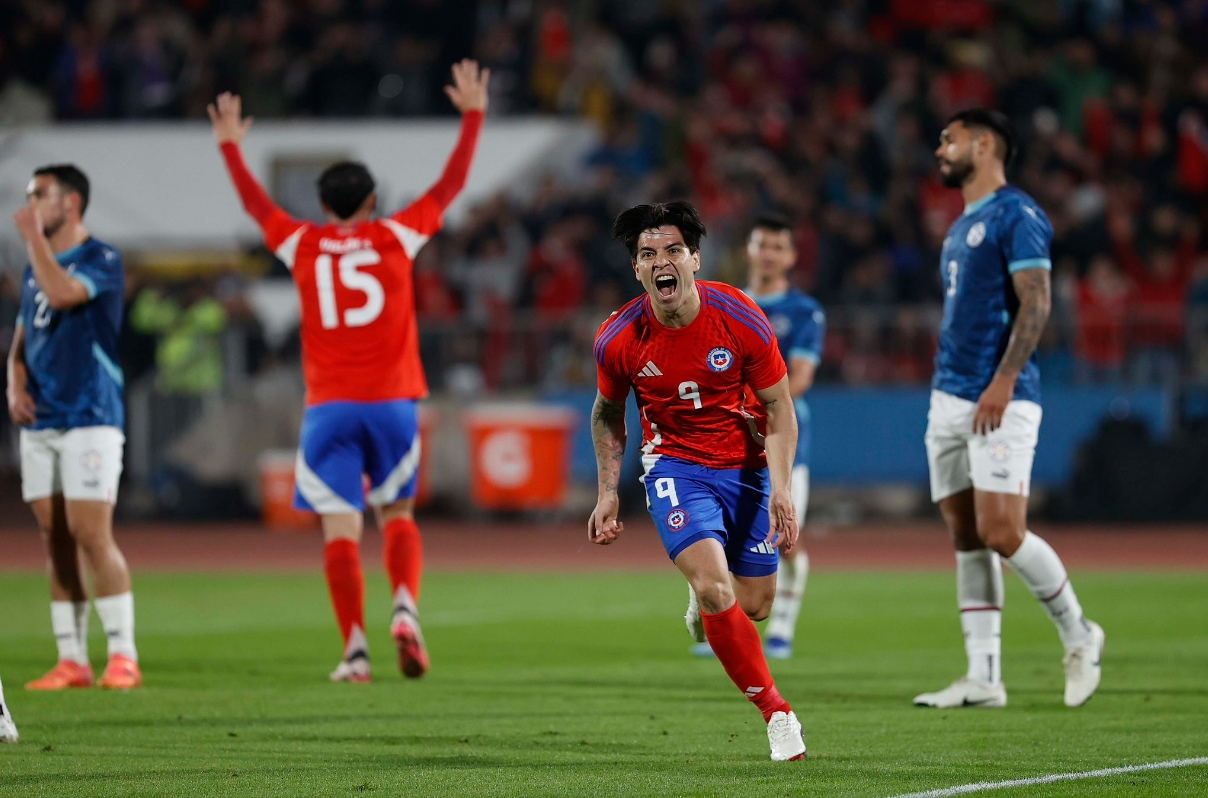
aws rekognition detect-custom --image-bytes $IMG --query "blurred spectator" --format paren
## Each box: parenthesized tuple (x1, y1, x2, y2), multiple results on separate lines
(1075, 255, 1132, 383)
(2, 0, 1207, 395)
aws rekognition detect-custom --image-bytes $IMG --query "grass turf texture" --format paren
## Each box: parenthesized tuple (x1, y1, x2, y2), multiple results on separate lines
(0, 570, 1205, 797)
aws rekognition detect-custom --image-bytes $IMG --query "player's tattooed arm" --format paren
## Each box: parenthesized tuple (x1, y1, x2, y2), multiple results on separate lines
(975, 267, 1051, 434)
(997, 267, 1052, 378)
(590, 393, 627, 494)
(588, 392, 627, 545)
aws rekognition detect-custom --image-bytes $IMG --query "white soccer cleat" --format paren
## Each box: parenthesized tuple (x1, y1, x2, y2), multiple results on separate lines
(1063, 619, 1105, 707)
(685, 585, 706, 643)
(913, 676, 1007, 708)
(0, 706, 17, 743)
(767, 710, 806, 761)
(329, 656, 371, 683)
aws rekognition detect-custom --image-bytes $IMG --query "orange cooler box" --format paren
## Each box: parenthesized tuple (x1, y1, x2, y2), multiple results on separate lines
(258, 450, 317, 530)
(465, 405, 576, 510)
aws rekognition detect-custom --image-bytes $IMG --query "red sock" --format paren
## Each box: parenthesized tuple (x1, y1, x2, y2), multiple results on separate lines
(323, 539, 365, 650)
(702, 601, 792, 722)
(382, 517, 423, 604)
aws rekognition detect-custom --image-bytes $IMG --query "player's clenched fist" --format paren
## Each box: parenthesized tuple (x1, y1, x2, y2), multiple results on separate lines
(588, 495, 624, 545)
(12, 206, 43, 242)
(207, 92, 253, 145)
(765, 487, 798, 554)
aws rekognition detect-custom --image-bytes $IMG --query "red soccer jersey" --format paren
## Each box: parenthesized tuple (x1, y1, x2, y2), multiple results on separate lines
(594, 280, 787, 470)
(220, 112, 482, 405)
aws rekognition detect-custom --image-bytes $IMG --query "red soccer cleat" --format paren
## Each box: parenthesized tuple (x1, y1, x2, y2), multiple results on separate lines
(25, 660, 94, 691)
(97, 655, 142, 690)
(391, 614, 429, 679)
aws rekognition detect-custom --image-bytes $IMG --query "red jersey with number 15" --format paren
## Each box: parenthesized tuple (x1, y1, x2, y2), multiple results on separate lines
(219, 111, 482, 405)
(594, 281, 787, 470)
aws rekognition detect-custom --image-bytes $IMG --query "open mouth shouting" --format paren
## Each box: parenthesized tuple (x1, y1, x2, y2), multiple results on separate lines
(654, 271, 678, 301)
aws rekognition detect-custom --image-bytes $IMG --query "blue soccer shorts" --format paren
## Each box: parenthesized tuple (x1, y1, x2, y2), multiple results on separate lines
(642, 455, 778, 577)
(294, 399, 421, 514)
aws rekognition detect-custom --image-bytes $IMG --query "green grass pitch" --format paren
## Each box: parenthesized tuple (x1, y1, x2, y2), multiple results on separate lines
(1, 569, 1205, 797)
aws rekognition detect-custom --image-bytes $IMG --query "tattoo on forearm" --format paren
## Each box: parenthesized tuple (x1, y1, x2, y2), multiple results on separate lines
(998, 268, 1051, 376)
(591, 394, 627, 493)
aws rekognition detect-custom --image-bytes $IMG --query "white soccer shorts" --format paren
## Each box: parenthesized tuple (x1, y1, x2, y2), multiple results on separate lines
(791, 464, 809, 523)
(20, 426, 125, 504)
(924, 389, 1041, 501)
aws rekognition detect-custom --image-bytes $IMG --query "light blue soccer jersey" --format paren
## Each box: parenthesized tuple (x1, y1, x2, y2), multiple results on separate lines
(932, 185, 1052, 405)
(17, 238, 125, 430)
(749, 288, 825, 464)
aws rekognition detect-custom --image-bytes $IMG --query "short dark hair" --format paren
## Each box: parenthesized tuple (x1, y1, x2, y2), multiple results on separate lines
(318, 161, 375, 220)
(612, 200, 707, 258)
(34, 164, 90, 216)
(947, 108, 1016, 165)
(749, 214, 795, 246)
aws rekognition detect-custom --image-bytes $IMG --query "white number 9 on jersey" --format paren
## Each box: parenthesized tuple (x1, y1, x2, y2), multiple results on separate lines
(315, 250, 385, 329)
(679, 381, 702, 410)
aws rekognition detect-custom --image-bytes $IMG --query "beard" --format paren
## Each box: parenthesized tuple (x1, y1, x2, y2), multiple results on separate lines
(41, 211, 65, 238)
(939, 158, 975, 188)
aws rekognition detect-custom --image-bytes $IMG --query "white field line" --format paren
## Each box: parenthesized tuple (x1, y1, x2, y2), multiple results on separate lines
(885, 757, 1208, 798)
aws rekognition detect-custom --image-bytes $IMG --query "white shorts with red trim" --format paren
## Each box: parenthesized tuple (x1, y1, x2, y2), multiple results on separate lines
(925, 389, 1041, 502)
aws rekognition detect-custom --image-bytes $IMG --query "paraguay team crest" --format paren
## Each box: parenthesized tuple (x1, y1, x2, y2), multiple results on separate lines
(707, 347, 734, 372)
(986, 439, 1012, 462)
(666, 509, 689, 531)
(966, 222, 986, 247)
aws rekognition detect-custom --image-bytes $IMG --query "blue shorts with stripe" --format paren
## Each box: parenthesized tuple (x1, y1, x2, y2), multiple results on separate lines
(643, 456, 778, 577)
(294, 399, 420, 514)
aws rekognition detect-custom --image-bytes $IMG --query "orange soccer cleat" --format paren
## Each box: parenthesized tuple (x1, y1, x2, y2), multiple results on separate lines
(97, 655, 142, 690)
(25, 660, 94, 691)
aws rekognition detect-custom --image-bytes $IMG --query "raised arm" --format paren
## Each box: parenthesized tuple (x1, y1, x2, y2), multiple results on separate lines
(753, 375, 799, 553)
(208, 92, 291, 229)
(11, 208, 89, 310)
(420, 60, 489, 211)
(974, 267, 1051, 435)
(587, 392, 627, 545)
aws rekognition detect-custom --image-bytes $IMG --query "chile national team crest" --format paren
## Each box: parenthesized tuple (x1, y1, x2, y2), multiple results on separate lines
(707, 347, 734, 372)
(666, 509, 689, 531)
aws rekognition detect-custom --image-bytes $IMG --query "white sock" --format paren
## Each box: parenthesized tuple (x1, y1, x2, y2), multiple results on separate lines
(51, 601, 84, 665)
(765, 550, 809, 643)
(74, 601, 90, 665)
(0, 673, 7, 714)
(1007, 532, 1091, 648)
(956, 549, 1003, 685)
(344, 624, 369, 660)
(94, 592, 138, 661)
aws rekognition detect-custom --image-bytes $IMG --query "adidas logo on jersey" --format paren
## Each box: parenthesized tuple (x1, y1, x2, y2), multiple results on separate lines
(748, 541, 776, 555)
(636, 361, 663, 378)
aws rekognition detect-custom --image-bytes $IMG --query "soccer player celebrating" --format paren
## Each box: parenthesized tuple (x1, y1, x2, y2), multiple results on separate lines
(0, 673, 17, 742)
(209, 60, 487, 682)
(915, 109, 1104, 709)
(8, 165, 141, 691)
(589, 201, 807, 761)
(691, 217, 824, 661)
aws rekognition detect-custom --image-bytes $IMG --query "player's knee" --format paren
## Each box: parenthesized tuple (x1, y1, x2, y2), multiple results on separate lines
(692, 578, 736, 615)
(740, 593, 774, 622)
(976, 518, 1024, 556)
(69, 524, 116, 558)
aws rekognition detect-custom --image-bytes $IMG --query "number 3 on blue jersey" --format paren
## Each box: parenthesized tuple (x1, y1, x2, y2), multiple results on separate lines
(946, 260, 959, 297)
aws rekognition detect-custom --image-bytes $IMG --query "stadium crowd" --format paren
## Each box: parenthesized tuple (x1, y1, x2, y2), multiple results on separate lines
(3, 0, 1208, 389)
